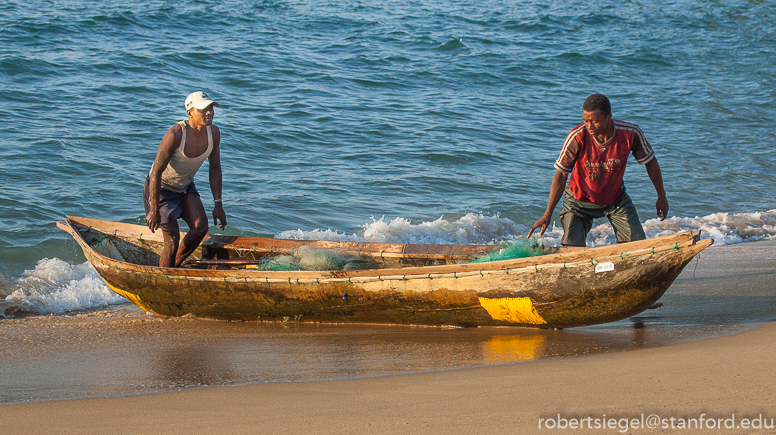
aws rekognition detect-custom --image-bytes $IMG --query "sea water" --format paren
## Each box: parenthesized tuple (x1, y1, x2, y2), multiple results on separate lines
(0, 0, 775, 402)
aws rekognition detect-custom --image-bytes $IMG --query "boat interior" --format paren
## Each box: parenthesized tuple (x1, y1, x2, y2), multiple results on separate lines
(61, 216, 563, 271)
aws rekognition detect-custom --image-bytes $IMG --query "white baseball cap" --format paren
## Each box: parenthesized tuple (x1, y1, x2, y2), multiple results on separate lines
(184, 91, 219, 111)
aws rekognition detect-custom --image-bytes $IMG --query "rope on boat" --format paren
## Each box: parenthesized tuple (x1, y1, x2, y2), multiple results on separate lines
(139, 236, 694, 285)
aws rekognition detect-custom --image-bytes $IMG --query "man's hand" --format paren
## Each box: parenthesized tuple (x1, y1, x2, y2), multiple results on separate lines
(529, 171, 567, 239)
(656, 196, 669, 221)
(145, 209, 161, 232)
(213, 203, 227, 230)
(528, 214, 551, 239)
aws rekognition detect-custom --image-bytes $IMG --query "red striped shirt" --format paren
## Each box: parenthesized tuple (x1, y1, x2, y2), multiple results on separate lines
(555, 119, 654, 206)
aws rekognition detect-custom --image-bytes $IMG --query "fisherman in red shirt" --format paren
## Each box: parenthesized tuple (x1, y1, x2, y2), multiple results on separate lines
(528, 94, 669, 246)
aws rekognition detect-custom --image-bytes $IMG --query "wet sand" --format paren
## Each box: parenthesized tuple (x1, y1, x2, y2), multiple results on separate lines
(1, 240, 775, 433)
(3, 321, 775, 434)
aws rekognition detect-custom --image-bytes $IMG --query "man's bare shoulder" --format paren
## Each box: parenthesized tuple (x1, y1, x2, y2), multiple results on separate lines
(168, 122, 184, 134)
(156, 122, 184, 154)
(164, 122, 185, 142)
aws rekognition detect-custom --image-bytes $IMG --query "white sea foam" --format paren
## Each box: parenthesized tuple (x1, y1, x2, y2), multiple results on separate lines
(643, 210, 776, 245)
(361, 214, 528, 244)
(2, 258, 127, 317)
(278, 210, 776, 247)
(277, 214, 528, 245)
(274, 228, 363, 242)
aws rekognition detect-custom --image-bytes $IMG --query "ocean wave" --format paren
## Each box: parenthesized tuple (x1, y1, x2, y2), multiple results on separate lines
(279, 209, 776, 247)
(1, 258, 127, 318)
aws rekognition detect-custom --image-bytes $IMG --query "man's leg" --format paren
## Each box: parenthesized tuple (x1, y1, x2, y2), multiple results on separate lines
(150, 181, 182, 268)
(559, 210, 592, 247)
(159, 220, 181, 268)
(559, 190, 598, 247)
(173, 192, 209, 267)
(606, 193, 646, 243)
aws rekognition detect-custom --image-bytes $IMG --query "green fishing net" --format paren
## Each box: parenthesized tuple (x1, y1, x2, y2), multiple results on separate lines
(467, 238, 544, 263)
(252, 239, 544, 271)
(92, 236, 125, 261)
(254, 255, 301, 271)
(254, 246, 363, 271)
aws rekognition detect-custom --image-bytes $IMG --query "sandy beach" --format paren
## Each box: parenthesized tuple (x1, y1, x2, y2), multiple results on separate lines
(2, 240, 775, 434)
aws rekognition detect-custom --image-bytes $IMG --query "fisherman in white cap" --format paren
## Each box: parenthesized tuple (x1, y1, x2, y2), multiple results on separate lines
(144, 91, 227, 267)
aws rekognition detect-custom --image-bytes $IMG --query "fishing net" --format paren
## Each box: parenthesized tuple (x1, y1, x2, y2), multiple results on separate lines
(92, 237, 125, 261)
(253, 246, 370, 271)
(251, 240, 545, 271)
(294, 246, 349, 270)
(253, 255, 300, 271)
(466, 238, 544, 263)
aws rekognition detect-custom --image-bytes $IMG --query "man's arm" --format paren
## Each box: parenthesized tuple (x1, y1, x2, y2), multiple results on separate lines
(528, 170, 568, 238)
(146, 125, 182, 232)
(208, 126, 227, 230)
(645, 157, 668, 220)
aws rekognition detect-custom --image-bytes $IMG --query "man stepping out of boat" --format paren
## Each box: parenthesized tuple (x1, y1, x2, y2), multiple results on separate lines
(528, 93, 668, 246)
(144, 91, 227, 267)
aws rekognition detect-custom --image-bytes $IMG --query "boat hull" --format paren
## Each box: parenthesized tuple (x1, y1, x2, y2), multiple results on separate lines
(59, 216, 712, 328)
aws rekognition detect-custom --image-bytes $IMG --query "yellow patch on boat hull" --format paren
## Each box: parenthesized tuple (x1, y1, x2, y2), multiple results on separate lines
(478, 297, 546, 325)
(104, 281, 156, 314)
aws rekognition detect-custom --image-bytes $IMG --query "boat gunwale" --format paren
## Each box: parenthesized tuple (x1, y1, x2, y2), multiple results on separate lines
(59, 216, 711, 283)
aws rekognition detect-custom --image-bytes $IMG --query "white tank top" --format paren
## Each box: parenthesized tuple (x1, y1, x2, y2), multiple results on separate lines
(157, 120, 213, 193)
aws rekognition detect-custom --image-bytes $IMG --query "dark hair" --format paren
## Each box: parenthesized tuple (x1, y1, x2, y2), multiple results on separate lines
(583, 94, 611, 115)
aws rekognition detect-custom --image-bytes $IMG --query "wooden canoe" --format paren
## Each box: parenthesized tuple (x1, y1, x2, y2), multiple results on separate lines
(57, 215, 712, 328)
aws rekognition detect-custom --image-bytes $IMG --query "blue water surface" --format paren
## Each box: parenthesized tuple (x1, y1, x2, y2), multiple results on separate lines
(1, 0, 775, 274)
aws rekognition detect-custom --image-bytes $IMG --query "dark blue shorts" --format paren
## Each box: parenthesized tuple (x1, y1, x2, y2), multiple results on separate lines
(143, 177, 199, 224)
